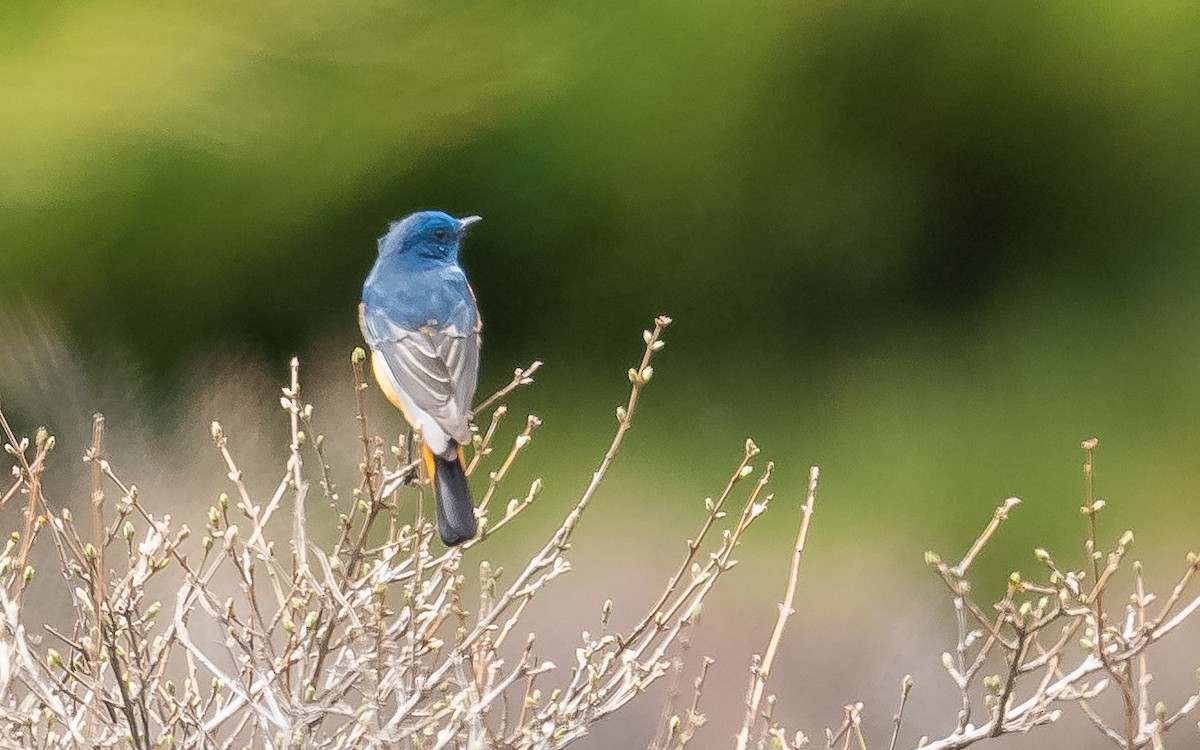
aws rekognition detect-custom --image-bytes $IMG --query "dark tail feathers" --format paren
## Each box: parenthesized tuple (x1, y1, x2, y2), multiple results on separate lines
(431, 446, 477, 546)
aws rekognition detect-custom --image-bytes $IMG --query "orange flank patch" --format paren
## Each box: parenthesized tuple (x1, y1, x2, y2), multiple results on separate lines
(372, 350, 408, 415)
(421, 444, 437, 487)
(457, 444, 467, 470)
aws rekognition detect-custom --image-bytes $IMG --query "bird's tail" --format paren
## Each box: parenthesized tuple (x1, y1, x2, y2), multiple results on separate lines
(423, 443, 477, 546)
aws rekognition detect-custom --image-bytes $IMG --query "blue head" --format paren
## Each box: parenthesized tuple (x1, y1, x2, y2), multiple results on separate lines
(378, 210, 482, 266)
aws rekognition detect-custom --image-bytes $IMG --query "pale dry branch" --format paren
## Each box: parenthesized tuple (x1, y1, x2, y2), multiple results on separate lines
(3, 321, 1199, 750)
(0, 319, 764, 748)
(735, 465, 819, 750)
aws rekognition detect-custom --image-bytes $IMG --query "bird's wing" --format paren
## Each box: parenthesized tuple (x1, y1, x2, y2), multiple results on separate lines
(440, 322, 481, 419)
(360, 304, 479, 443)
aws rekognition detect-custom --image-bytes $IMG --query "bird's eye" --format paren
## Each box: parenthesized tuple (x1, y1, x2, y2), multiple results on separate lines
(432, 228, 448, 242)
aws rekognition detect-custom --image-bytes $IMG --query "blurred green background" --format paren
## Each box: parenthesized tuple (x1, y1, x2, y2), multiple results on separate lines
(7, 0, 1200, 577)
(4, 1, 1200, 743)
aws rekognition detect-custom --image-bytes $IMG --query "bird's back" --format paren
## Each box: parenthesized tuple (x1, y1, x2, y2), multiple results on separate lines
(362, 258, 478, 334)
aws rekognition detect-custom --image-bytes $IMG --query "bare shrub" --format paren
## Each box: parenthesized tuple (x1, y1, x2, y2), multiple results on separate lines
(0, 317, 1198, 750)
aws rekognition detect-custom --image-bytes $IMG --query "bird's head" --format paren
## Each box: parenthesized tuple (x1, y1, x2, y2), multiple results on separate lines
(378, 210, 482, 264)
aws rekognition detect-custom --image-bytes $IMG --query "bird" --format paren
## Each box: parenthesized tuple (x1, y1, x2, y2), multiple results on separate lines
(359, 210, 483, 546)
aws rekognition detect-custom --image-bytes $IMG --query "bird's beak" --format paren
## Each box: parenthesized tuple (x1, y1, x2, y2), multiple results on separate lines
(458, 215, 483, 231)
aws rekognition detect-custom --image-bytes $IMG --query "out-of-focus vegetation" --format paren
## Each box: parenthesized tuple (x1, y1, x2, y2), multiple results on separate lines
(4, 0, 1200, 579)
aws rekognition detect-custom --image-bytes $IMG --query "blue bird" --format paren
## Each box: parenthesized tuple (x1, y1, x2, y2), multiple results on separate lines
(360, 210, 483, 546)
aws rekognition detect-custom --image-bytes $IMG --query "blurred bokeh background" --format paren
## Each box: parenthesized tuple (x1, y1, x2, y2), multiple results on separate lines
(4, 1, 1200, 747)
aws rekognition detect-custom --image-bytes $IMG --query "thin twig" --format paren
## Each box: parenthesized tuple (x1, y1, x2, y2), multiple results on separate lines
(286, 357, 309, 574)
(951, 496, 1021, 577)
(473, 361, 542, 417)
(888, 674, 913, 750)
(734, 465, 819, 750)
